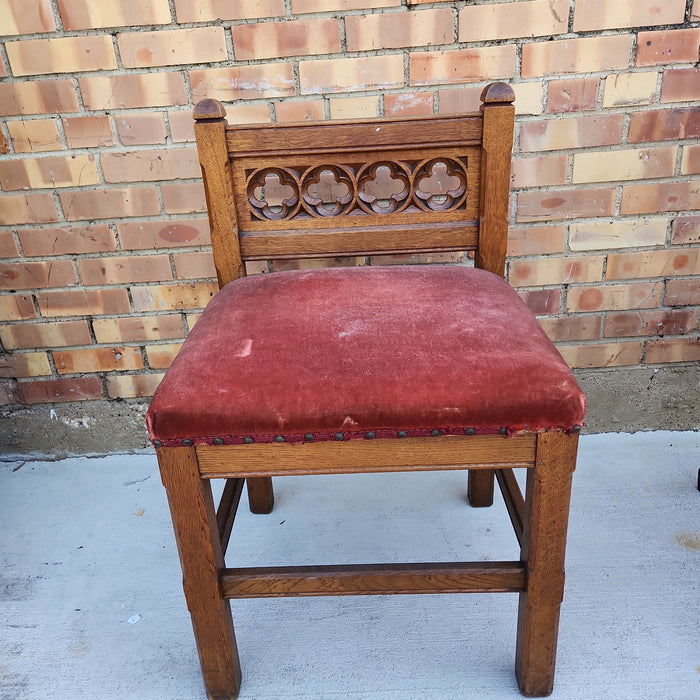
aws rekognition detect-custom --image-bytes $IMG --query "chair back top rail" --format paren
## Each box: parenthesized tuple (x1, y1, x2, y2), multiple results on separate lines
(193, 82, 515, 287)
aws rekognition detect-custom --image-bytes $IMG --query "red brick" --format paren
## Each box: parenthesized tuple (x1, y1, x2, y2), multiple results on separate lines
(671, 215, 700, 245)
(636, 28, 700, 67)
(174, 0, 285, 22)
(329, 96, 380, 120)
(569, 219, 667, 252)
(131, 282, 218, 311)
(78, 255, 173, 285)
(118, 219, 210, 250)
(60, 187, 160, 220)
(0, 155, 99, 191)
(233, 18, 341, 60)
(0, 130, 8, 154)
(19, 225, 116, 256)
(15, 377, 103, 404)
(0, 0, 56, 35)
(606, 249, 700, 280)
(566, 282, 662, 312)
(0, 193, 58, 225)
(628, 107, 700, 143)
(93, 315, 184, 343)
(557, 342, 644, 368)
(36, 289, 130, 317)
(509, 256, 604, 288)
(101, 148, 200, 183)
(571, 146, 676, 184)
(517, 188, 616, 222)
(521, 35, 632, 78)
(160, 183, 207, 215)
(274, 256, 365, 271)
(190, 65, 295, 102)
(546, 78, 599, 113)
(106, 373, 164, 399)
(410, 47, 516, 86)
(293, 0, 399, 11)
(7, 119, 62, 153)
(0, 294, 36, 321)
(510, 155, 567, 188)
(507, 226, 566, 257)
(347, 9, 452, 51)
(209, 103, 271, 126)
(645, 338, 700, 364)
(115, 113, 166, 146)
(573, 0, 685, 31)
(620, 182, 700, 215)
(604, 309, 697, 338)
(459, 0, 567, 41)
(54, 347, 144, 374)
(79, 74, 187, 110)
(63, 116, 114, 148)
(384, 92, 434, 117)
(0, 231, 20, 258)
(173, 252, 216, 279)
(0, 352, 51, 379)
(0, 320, 91, 350)
(145, 343, 182, 369)
(167, 110, 196, 142)
(0, 261, 76, 290)
(7, 36, 117, 76)
(274, 100, 325, 123)
(437, 86, 483, 115)
(118, 27, 227, 68)
(516, 289, 562, 315)
(300, 55, 404, 95)
(660, 69, 700, 103)
(681, 144, 700, 175)
(519, 115, 623, 151)
(539, 315, 603, 342)
(58, 0, 172, 30)
(665, 279, 700, 306)
(0, 80, 79, 116)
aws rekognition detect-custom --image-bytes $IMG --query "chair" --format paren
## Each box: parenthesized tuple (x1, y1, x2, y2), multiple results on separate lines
(146, 82, 585, 699)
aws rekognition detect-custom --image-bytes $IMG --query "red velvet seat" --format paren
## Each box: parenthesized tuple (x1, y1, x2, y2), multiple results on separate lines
(147, 265, 584, 447)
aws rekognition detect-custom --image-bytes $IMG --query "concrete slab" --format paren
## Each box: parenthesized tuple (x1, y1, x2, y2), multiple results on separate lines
(1, 431, 698, 699)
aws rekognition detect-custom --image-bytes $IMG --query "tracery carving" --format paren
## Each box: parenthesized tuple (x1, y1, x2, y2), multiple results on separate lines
(247, 168, 300, 220)
(357, 162, 411, 214)
(414, 158, 467, 212)
(302, 166, 354, 217)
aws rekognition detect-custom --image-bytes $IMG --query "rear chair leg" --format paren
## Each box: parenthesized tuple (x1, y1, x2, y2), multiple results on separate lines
(515, 432, 578, 697)
(247, 476, 275, 514)
(157, 446, 242, 700)
(468, 468, 495, 507)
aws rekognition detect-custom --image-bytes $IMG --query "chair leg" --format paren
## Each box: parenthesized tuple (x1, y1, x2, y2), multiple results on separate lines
(246, 476, 275, 514)
(515, 432, 578, 697)
(157, 446, 242, 700)
(467, 468, 495, 507)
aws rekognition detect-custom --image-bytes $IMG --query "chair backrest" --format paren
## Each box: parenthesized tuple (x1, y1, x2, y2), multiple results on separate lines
(193, 82, 515, 289)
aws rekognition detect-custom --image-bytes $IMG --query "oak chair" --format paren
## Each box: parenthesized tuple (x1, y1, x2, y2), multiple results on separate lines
(146, 82, 585, 699)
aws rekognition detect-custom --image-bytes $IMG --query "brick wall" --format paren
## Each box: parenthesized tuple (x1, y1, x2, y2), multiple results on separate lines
(1, 0, 698, 410)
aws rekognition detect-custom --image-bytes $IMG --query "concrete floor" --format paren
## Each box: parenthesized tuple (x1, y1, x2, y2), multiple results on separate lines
(1, 431, 698, 700)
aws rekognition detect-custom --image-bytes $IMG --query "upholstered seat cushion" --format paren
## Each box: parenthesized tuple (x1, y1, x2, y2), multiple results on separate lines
(146, 265, 585, 446)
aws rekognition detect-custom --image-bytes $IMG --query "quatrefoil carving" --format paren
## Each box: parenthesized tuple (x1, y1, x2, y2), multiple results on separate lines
(357, 162, 411, 214)
(414, 159, 467, 212)
(302, 166, 354, 217)
(248, 168, 300, 220)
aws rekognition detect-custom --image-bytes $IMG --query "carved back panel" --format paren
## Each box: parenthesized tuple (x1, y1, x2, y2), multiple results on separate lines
(193, 83, 515, 287)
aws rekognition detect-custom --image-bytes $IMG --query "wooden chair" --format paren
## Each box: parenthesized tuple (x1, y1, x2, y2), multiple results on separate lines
(146, 82, 585, 699)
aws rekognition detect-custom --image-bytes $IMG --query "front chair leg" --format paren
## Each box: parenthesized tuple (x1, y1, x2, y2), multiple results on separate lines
(246, 476, 275, 514)
(516, 432, 578, 697)
(467, 468, 495, 507)
(157, 446, 242, 700)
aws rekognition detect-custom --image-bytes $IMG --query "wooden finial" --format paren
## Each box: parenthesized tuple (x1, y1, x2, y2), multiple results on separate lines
(193, 98, 227, 121)
(480, 82, 516, 105)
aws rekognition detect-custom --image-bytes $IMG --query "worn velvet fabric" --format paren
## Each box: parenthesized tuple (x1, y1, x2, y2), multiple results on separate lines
(146, 266, 585, 446)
